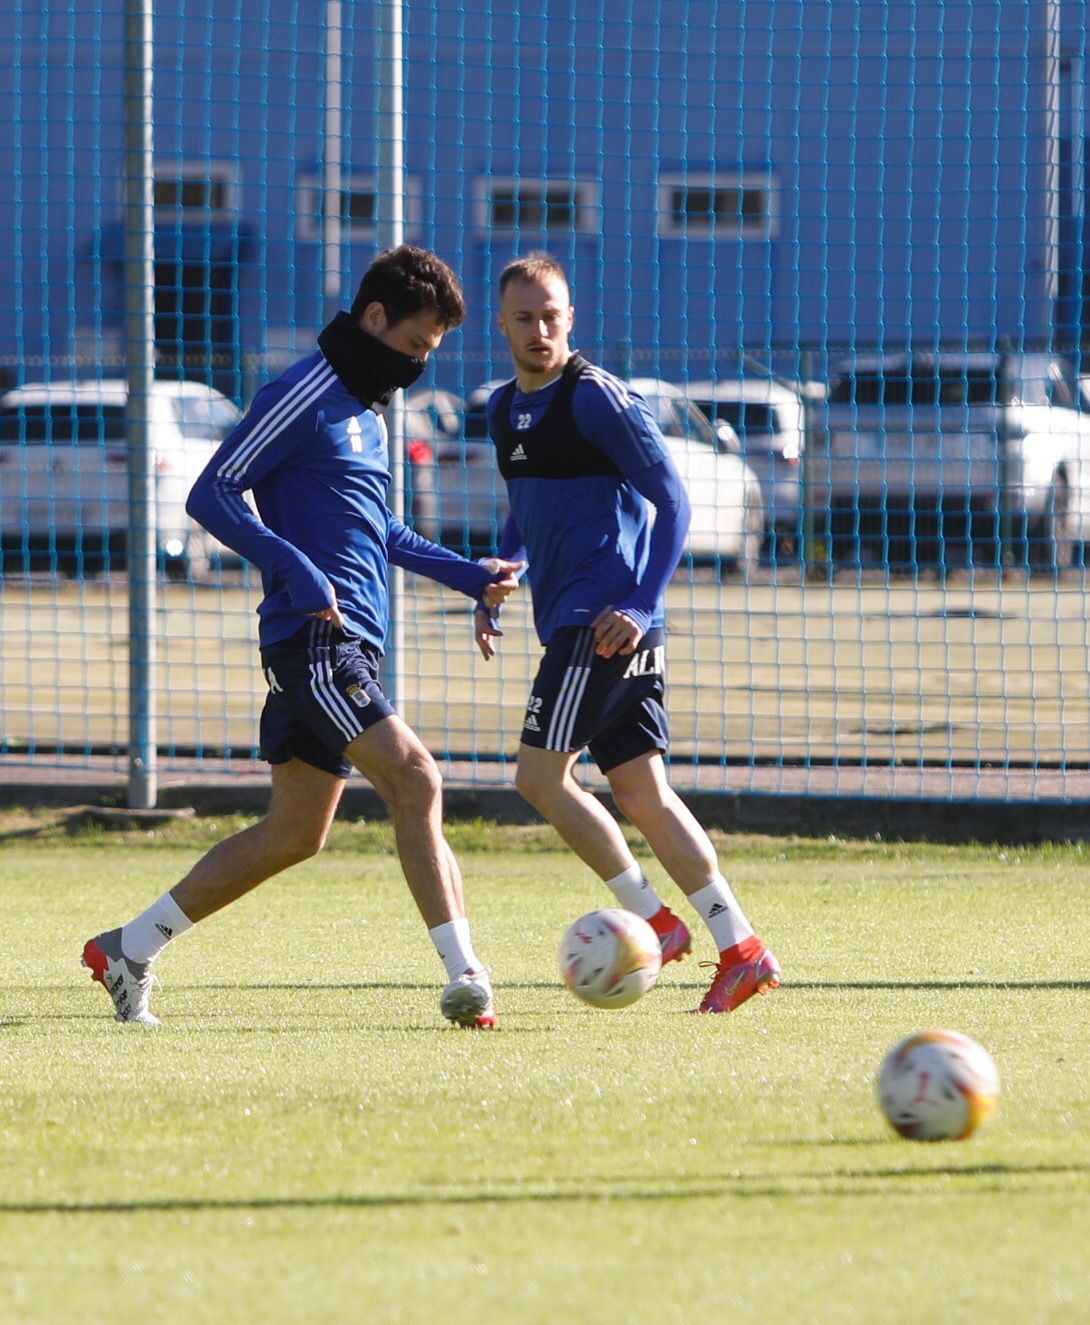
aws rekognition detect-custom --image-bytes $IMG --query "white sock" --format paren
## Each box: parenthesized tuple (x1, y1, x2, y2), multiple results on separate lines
(429, 917, 486, 983)
(687, 876, 755, 952)
(120, 891, 194, 965)
(603, 862, 662, 920)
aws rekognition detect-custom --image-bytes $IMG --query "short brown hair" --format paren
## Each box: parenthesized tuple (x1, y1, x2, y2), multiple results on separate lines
(350, 246, 466, 330)
(498, 252, 570, 298)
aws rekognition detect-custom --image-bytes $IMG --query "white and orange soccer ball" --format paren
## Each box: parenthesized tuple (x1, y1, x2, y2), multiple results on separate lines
(877, 1029, 1001, 1141)
(558, 908, 663, 1009)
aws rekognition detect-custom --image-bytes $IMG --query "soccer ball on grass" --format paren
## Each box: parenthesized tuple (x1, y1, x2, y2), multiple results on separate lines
(558, 908, 662, 1009)
(877, 1029, 1000, 1141)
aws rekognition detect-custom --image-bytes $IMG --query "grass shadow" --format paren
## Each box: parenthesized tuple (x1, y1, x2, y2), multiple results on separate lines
(4, 1160, 1088, 1217)
(21, 977, 1090, 993)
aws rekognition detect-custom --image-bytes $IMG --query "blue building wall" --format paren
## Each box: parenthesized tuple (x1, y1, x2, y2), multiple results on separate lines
(1, 0, 1087, 399)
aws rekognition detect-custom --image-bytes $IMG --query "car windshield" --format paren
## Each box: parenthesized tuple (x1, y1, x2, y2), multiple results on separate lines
(675, 399, 717, 445)
(172, 394, 241, 440)
(703, 400, 779, 438)
(462, 404, 492, 442)
(829, 367, 1012, 407)
(641, 393, 717, 446)
(0, 403, 128, 445)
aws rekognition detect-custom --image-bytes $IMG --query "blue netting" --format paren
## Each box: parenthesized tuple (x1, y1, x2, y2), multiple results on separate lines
(2, 0, 1089, 803)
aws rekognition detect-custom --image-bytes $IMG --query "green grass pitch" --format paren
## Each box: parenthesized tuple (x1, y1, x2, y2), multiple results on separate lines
(1, 811, 1088, 1323)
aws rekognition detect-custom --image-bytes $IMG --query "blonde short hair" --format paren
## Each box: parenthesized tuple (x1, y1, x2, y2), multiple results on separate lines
(498, 252, 570, 297)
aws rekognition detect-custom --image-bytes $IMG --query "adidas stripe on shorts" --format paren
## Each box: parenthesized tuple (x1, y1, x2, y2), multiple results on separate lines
(520, 625, 670, 774)
(258, 619, 395, 777)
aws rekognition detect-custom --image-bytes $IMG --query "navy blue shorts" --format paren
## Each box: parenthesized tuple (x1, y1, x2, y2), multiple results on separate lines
(520, 625, 670, 773)
(258, 621, 396, 778)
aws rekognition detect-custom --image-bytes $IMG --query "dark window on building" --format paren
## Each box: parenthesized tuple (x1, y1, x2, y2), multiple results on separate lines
(658, 175, 774, 238)
(484, 180, 595, 232)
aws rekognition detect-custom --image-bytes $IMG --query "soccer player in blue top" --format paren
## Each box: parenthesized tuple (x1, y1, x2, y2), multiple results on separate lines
(476, 253, 780, 1013)
(82, 246, 522, 1030)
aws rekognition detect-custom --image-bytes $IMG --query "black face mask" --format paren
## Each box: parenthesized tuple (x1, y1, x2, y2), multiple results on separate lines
(317, 311, 427, 408)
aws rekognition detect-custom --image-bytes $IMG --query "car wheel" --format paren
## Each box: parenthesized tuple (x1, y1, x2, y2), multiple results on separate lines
(740, 499, 765, 577)
(718, 502, 764, 581)
(1026, 474, 1073, 572)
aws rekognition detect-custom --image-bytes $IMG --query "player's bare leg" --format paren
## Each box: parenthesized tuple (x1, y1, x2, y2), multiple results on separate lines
(347, 715, 495, 1026)
(604, 751, 717, 896)
(346, 715, 466, 927)
(606, 750, 779, 1013)
(515, 742, 691, 963)
(173, 758, 345, 921)
(82, 759, 345, 1023)
(515, 743, 634, 878)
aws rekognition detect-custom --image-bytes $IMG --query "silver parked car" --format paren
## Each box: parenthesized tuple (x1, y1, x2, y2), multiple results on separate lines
(815, 351, 1090, 569)
(0, 378, 242, 578)
(401, 386, 507, 554)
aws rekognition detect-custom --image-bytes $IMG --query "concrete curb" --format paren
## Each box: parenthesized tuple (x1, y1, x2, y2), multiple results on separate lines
(2, 775, 1088, 845)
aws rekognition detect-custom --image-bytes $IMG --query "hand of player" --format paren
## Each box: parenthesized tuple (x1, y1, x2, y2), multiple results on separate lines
(479, 558, 526, 609)
(591, 606, 643, 658)
(309, 596, 345, 629)
(474, 605, 503, 661)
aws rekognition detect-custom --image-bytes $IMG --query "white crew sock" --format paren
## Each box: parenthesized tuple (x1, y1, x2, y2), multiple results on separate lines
(603, 861, 663, 920)
(429, 917, 486, 982)
(687, 876, 755, 952)
(120, 891, 195, 965)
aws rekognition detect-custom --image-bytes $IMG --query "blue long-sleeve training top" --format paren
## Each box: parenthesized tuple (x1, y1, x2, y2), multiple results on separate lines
(187, 341, 497, 651)
(488, 357, 691, 645)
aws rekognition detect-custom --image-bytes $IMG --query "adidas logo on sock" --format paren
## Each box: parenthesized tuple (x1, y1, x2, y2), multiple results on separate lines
(707, 902, 727, 917)
(155, 923, 174, 938)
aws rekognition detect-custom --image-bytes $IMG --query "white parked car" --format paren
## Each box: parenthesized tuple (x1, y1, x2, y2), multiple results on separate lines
(406, 377, 765, 574)
(688, 377, 809, 559)
(0, 378, 241, 579)
(627, 378, 765, 575)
